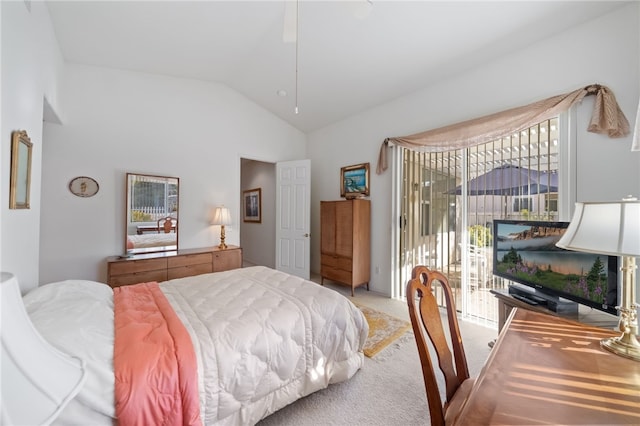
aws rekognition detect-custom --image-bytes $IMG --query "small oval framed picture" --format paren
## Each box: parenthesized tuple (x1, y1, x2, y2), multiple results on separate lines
(69, 176, 99, 198)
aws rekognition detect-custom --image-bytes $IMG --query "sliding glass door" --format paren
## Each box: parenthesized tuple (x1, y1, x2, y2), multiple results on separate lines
(396, 118, 561, 326)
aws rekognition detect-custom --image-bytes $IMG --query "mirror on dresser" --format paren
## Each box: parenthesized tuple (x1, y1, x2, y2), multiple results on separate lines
(125, 173, 179, 255)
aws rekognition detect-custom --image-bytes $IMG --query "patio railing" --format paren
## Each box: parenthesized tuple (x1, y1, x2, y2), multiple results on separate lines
(131, 206, 170, 222)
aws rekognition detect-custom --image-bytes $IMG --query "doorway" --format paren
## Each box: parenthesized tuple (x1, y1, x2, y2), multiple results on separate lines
(240, 158, 276, 268)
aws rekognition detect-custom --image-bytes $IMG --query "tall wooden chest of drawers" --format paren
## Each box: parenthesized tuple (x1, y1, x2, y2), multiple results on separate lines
(320, 199, 370, 296)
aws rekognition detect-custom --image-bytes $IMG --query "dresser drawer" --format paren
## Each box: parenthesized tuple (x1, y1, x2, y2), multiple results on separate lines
(109, 269, 168, 287)
(321, 254, 352, 271)
(213, 249, 242, 272)
(321, 267, 353, 285)
(168, 253, 212, 268)
(168, 263, 213, 280)
(109, 258, 167, 277)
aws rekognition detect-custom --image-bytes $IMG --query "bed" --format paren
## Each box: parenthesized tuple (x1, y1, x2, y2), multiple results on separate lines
(22, 266, 368, 425)
(126, 232, 177, 249)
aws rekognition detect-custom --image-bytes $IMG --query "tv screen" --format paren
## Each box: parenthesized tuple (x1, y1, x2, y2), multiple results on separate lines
(493, 219, 618, 315)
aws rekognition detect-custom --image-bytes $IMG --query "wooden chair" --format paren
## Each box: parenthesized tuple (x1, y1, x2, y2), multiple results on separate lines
(406, 265, 474, 426)
(157, 217, 176, 233)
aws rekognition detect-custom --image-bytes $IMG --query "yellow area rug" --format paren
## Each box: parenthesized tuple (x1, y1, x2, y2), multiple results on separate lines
(357, 304, 412, 358)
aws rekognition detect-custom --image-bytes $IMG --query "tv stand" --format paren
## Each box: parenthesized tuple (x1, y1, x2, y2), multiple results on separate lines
(491, 288, 618, 332)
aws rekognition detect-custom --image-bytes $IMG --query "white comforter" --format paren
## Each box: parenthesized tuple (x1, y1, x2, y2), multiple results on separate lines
(127, 232, 177, 248)
(23, 266, 368, 425)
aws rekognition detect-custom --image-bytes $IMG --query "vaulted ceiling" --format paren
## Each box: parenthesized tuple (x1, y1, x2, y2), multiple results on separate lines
(46, 1, 629, 133)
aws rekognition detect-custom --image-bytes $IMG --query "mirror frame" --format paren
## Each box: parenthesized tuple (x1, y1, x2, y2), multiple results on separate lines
(125, 173, 179, 255)
(9, 130, 33, 209)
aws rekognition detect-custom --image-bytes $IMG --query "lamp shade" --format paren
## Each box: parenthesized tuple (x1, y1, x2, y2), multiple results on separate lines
(556, 199, 640, 257)
(211, 206, 232, 226)
(1, 272, 86, 425)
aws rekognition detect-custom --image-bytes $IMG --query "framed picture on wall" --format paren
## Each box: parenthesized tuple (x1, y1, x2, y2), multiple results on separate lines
(340, 162, 370, 199)
(243, 188, 262, 223)
(9, 130, 33, 209)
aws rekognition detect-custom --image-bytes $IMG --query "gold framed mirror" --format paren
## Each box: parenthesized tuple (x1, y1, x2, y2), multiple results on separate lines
(9, 130, 33, 209)
(125, 173, 179, 255)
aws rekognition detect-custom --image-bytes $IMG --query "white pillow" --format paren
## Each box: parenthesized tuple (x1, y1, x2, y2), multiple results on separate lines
(23, 280, 117, 422)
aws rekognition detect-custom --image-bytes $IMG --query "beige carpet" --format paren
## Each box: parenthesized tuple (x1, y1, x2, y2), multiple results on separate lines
(258, 307, 496, 426)
(357, 303, 412, 357)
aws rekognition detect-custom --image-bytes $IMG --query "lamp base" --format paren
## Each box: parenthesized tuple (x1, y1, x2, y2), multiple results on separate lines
(218, 225, 227, 250)
(601, 333, 640, 362)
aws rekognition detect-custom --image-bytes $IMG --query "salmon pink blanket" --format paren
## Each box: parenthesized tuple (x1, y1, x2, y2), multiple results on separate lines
(113, 282, 202, 426)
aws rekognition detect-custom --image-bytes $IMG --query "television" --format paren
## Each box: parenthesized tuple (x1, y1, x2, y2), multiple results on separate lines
(492, 219, 619, 316)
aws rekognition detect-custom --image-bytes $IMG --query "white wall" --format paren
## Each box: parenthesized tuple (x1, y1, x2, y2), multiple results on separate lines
(1, 1, 65, 291)
(307, 4, 640, 297)
(240, 159, 276, 268)
(39, 64, 305, 285)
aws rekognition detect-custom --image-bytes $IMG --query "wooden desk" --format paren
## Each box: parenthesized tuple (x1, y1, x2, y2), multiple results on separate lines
(455, 308, 640, 425)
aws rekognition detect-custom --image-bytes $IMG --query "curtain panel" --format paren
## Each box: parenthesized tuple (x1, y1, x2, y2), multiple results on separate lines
(377, 84, 630, 174)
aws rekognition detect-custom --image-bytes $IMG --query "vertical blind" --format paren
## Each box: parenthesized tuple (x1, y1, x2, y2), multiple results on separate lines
(399, 118, 559, 324)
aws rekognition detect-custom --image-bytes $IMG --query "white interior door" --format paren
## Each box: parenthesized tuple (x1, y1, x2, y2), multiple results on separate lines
(276, 160, 311, 279)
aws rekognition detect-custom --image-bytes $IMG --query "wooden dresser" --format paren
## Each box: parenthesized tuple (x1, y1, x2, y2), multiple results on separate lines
(107, 245, 242, 288)
(320, 199, 370, 296)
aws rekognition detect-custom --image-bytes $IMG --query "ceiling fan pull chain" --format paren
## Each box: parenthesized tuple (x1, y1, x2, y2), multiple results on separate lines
(294, 0, 300, 115)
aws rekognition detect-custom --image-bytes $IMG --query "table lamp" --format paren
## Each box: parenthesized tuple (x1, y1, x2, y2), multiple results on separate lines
(556, 197, 640, 361)
(212, 206, 232, 249)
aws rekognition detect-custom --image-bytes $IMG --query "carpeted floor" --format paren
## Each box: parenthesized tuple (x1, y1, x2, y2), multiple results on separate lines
(257, 280, 498, 426)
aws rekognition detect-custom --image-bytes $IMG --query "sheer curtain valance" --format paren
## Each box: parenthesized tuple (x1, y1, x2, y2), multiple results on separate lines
(377, 84, 630, 174)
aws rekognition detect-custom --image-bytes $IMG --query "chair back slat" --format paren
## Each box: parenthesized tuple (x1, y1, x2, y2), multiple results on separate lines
(407, 265, 471, 426)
